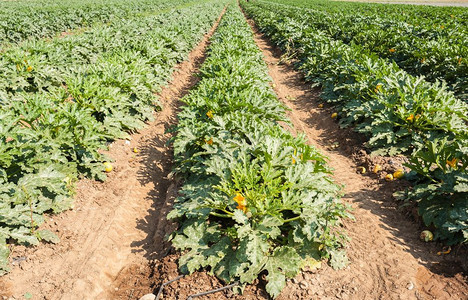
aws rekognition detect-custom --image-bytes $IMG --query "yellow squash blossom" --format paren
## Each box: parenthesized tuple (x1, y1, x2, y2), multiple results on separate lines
(393, 169, 405, 179)
(205, 138, 213, 145)
(292, 149, 297, 164)
(206, 110, 213, 119)
(373, 164, 382, 173)
(406, 114, 414, 122)
(446, 158, 458, 168)
(437, 246, 451, 256)
(374, 84, 382, 93)
(233, 192, 247, 212)
(237, 204, 247, 213)
(389, 48, 396, 53)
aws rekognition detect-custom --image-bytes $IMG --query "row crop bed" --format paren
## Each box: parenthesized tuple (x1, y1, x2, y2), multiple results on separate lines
(0, 0, 196, 50)
(266, 0, 468, 100)
(168, 4, 349, 298)
(241, 0, 467, 246)
(0, 0, 225, 275)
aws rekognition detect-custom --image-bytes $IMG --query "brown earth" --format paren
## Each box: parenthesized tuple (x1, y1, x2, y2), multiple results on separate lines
(0, 7, 226, 300)
(1, 4, 467, 300)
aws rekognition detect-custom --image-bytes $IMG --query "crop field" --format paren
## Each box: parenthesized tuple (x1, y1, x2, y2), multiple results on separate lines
(0, 0, 466, 299)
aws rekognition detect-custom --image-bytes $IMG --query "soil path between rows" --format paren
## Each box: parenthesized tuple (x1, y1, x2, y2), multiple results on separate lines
(245, 15, 467, 300)
(0, 7, 226, 300)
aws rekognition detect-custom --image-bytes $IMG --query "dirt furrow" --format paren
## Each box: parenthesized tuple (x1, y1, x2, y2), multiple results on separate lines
(244, 14, 468, 300)
(0, 7, 226, 300)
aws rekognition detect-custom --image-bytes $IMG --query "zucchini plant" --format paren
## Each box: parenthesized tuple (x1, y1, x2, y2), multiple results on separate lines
(169, 4, 349, 298)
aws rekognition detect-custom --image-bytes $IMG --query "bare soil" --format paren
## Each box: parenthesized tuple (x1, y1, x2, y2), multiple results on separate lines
(1, 4, 467, 300)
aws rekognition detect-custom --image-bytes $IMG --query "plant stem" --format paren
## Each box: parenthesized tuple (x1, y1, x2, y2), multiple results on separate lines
(283, 215, 301, 223)
(210, 212, 232, 218)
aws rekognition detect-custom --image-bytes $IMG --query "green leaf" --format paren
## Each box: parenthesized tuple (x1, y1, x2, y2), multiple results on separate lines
(37, 230, 60, 244)
(329, 249, 349, 270)
(0, 237, 10, 276)
(265, 271, 286, 299)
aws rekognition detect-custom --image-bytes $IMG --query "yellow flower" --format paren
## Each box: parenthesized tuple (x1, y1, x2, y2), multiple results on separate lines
(373, 164, 382, 173)
(421, 58, 425, 63)
(440, 25, 445, 29)
(233, 192, 246, 206)
(406, 114, 414, 122)
(206, 110, 213, 119)
(446, 158, 458, 168)
(331, 112, 338, 119)
(205, 138, 213, 145)
(389, 48, 396, 53)
(374, 84, 382, 93)
(393, 169, 405, 179)
(458, 57, 462, 65)
(233, 192, 247, 212)
(26, 66, 33, 72)
(437, 246, 451, 256)
(237, 204, 247, 213)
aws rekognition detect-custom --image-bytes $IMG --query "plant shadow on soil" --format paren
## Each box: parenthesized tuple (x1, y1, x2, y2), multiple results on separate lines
(131, 122, 175, 258)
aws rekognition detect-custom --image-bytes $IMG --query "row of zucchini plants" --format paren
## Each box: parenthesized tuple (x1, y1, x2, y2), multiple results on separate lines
(267, 0, 468, 39)
(0, 0, 225, 275)
(0, 0, 193, 50)
(257, 0, 467, 100)
(241, 0, 467, 246)
(168, 4, 350, 298)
